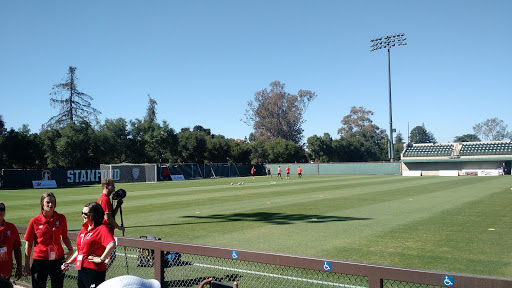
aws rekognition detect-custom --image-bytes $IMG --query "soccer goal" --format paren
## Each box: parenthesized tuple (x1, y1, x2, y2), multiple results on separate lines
(204, 163, 240, 178)
(100, 163, 157, 183)
(167, 163, 204, 179)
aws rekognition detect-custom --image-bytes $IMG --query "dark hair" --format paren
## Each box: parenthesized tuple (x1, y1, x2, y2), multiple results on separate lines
(84, 202, 105, 226)
(40, 192, 56, 211)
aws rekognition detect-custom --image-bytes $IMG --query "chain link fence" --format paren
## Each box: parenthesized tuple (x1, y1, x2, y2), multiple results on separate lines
(14, 229, 511, 288)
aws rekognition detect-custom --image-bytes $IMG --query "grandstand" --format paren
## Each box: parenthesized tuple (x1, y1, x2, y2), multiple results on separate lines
(400, 141, 512, 176)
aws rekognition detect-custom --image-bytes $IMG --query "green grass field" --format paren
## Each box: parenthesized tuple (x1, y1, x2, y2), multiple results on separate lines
(2, 175, 511, 278)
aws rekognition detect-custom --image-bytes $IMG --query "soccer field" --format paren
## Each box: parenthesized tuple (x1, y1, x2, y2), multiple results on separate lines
(2, 175, 511, 278)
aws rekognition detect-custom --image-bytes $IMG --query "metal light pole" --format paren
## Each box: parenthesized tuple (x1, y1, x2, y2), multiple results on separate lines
(370, 33, 407, 162)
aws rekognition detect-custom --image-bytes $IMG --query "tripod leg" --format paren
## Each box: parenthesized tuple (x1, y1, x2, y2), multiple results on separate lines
(119, 205, 130, 275)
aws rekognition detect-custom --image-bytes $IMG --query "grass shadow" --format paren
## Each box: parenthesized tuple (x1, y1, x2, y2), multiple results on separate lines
(182, 212, 372, 225)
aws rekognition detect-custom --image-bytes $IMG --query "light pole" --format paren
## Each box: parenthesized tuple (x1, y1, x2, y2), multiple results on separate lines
(370, 33, 407, 162)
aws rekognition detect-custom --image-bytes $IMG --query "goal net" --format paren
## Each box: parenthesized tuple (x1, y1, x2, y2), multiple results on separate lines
(100, 163, 157, 183)
(167, 163, 203, 179)
(204, 163, 240, 178)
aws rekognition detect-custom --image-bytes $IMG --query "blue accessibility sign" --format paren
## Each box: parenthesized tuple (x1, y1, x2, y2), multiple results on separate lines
(232, 251, 238, 259)
(443, 276, 454, 287)
(323, 261, 331, 271)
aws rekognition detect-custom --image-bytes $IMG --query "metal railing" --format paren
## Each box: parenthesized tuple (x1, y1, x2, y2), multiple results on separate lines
(15, 226, 512, 288)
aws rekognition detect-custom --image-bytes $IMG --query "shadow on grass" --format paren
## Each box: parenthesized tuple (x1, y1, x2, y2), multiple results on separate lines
(183, 212, 372, 225)
(127, 212, 371, 228)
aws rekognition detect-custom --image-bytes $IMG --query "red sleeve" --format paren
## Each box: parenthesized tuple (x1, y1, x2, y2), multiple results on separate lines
(23, 217, 36, 242)
(99, 225, 115, 246)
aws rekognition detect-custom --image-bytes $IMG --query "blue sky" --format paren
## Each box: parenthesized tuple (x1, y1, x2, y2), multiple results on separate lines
(1, 1, 510, 144)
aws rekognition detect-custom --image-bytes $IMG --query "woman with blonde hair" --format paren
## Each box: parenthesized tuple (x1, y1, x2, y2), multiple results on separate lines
(24, 192, 73, 288)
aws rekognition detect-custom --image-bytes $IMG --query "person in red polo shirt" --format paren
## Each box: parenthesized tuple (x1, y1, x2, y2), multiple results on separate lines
(62, 202, 116, 288)
(24, 192, 73, 288)
(0, 201, 22, 280)
(98, 178, 124, 236)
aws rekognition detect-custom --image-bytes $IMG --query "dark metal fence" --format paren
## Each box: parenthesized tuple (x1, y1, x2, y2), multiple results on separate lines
(14, 226, 512, 288)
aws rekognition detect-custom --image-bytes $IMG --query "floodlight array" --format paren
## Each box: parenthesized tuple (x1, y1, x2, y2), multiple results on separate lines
(370, 33, 407, 52)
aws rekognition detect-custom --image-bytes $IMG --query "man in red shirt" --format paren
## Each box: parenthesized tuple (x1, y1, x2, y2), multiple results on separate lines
(297, 166, 302, 178)
(286, 166, 290, 179)
(251, 166, 255, 179)
(277, 166, 282, 179)
(0, 202, 22, 280)
(98, 178, 124, 236)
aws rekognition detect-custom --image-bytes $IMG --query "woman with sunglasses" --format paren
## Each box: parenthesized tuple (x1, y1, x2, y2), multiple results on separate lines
(24, 192, 73, 288)
(62, 202, 115, 288)
(0, 202, 22, 280)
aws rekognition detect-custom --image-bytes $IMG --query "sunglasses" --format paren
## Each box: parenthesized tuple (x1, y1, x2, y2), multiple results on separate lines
(82, 212, 91, 216)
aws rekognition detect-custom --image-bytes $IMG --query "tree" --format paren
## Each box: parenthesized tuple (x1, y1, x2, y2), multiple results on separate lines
(95, 118, 130, 164)
(392, 132, 405, 161)
(265, 138, 305, 163)
(337, 107, 388, 162)
(453, 134, 481, 142)
(473, 118, 509, 141)
(0, 115, 5, 135)
(45, 66, 101, 129)
(409, 124, 436, 144)
(306, 133, 333, 163)
(205, 135, 232, 163)
(245, 81, 317, 144)
(231, 141, 251, 165)
(0, 126, 45, 168)
(177, 128, 208, 164)
(144, 94, 157, 124)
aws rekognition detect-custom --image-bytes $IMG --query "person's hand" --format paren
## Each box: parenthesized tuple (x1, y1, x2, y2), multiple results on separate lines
(61, 263, 71, 271)
(15, 266, 23, 280)
(23, 264, 31, 277)
(88, 254, 105, 264)
(118, 225, 125, 232)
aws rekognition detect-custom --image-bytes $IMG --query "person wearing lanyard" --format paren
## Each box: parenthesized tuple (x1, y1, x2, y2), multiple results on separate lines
(0, 202, 22, 280)
(62, 202, 116, 288)
(24, 192, 73, 288)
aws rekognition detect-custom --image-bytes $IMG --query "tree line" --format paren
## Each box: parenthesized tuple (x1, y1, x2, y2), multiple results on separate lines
(1, 67, 510, 169)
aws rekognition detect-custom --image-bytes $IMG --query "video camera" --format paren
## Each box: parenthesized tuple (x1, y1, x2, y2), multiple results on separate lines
(112, 188, 127, 200)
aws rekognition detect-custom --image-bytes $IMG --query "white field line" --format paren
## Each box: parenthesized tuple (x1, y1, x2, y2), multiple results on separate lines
(192, 263, 366, 288)
(44, 248, 365, 288)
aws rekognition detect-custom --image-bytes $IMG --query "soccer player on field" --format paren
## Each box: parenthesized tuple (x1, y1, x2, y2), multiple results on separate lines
(267, 167, 271, 178)
(251, 166, 255, 179)
(286, 166, 290, 179)
(277, 166, 282, 179)
(297, 166, 302, 178)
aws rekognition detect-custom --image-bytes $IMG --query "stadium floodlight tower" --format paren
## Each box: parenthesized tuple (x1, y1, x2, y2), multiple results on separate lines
(370, 33, 407, 162)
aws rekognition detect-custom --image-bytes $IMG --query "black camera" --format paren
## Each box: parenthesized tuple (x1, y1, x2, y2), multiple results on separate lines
(112, 188, 127, 200)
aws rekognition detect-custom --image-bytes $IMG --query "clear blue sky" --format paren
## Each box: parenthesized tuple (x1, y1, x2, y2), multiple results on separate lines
(1, 1, 511, 144)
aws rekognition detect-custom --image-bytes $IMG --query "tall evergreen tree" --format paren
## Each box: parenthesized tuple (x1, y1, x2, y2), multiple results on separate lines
(45, 66, 101, 129)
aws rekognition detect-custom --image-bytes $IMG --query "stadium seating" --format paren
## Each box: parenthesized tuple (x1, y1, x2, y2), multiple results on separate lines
(403, 144, 454, 157)
(459, 142, 512, 156)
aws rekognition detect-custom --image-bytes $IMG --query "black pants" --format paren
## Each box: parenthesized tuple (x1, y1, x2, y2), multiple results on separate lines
(77, 267, 106, 288)
(31, 257, 65, 288)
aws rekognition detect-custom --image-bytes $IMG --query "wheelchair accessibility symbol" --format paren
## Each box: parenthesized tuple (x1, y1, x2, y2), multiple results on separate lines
(443, 275, 454, 287)
(232, 251, 238, 259)
(323, 261, 331, 271)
